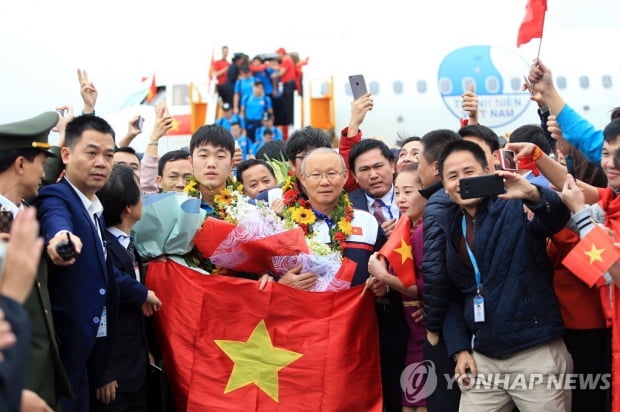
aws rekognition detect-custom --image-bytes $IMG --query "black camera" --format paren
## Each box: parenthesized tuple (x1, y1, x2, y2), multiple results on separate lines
(56, 232, 76, 261)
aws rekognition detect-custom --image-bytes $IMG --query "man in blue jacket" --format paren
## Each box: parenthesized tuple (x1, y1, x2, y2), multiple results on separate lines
(35, 115, 148, 412)
(435, 139, 572, 411)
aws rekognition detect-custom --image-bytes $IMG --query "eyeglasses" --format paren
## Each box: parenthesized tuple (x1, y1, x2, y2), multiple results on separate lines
(304, 171, 344, 182)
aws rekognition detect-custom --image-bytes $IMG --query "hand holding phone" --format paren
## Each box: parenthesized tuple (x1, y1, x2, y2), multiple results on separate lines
(459, 175, 505, 199)
(348, 74, 368, 100)
(499, 149, 517, 171)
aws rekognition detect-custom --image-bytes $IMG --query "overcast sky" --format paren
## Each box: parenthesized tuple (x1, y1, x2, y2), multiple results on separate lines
(0, 0, 618, 125)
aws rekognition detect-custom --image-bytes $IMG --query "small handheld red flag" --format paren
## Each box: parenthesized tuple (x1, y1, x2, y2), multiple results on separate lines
(146, 73, 158, 103)
(378, 215, 416, 288)
(562, 225, 620, 287)
(517, 0, 548, 47)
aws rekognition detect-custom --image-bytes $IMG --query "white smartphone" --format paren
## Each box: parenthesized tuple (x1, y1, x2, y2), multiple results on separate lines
(348, 74, 368, 100)
(499, 149, 517, 171)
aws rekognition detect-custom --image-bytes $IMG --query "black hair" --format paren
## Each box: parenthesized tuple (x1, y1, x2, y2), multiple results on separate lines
(65, 115, 115, 149)
(114, 146, 138, 156)
(253, 81, 264, 87)
(394, 162, 419, 179)
(509, 125, 552, 155)
(236, 159, 275, 184)
(420, 129, 461, 163)
(437, 139, 488, 178)
(604, 118, 620, 144)
(395, 135, 421, 148)
(0, 148, 43, 174)
(97, 164, 141, 227)
(256, 140, 287, 161)
(284, 127, 331, 160)
(189, 124, 235, 156)
(610, 107, 620, 121)
(348, 139, 395, 173)
(458, 125, 500, 153)
(157, 149, 190, 176)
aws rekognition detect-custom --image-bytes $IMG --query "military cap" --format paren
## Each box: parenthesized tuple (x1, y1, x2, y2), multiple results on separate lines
(0, 111, 58, 156)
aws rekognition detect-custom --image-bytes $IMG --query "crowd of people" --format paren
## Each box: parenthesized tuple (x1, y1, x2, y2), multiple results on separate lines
(0, 53, 618, 412)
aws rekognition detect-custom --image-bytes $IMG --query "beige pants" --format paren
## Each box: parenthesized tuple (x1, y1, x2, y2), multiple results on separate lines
(459, 338, 573, 412)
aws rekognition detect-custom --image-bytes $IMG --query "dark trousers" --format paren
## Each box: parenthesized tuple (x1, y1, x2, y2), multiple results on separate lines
(90, 384, 147, 412)
(564, 328, 611, 412)
(376, 293, 408, 412)
(423, 336, 461, 412)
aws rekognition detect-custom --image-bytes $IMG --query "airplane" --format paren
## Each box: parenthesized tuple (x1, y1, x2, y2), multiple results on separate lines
(102, 41, 619, 155)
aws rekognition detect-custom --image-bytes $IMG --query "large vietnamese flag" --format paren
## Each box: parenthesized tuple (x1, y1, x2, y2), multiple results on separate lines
(146, 258, 383, 412)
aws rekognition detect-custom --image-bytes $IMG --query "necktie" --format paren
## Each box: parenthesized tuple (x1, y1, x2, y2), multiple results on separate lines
(126, 239, 141, 282)
(372, 199, 386, 225)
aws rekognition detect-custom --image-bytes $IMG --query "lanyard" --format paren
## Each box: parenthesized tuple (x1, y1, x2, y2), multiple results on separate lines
(461, 215, 482, 292)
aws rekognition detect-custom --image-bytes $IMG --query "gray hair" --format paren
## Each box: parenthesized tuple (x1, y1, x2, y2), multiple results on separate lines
(300, 148, 345, 175)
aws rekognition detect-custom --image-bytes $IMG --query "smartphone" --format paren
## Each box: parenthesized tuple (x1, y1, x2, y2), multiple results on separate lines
(459, 175, 505, 199)
(499, 149, 517, 171)
(565, 155, 575, 177)
(0, 210, 12, 234)
(136, 115, 144, 130)
(348, 74, 368, 100)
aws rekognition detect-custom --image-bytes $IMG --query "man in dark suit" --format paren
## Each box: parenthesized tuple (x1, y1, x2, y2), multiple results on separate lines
(0, 111, 73, 411)
(347, 138, 409, 412)
(34, 115, 151, 412)
(92, 164, 161, 411)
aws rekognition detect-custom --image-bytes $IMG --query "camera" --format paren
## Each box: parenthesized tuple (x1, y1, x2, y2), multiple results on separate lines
(56, 232, 76, 261)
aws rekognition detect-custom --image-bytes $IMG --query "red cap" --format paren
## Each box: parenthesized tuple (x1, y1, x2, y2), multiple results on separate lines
(275, 47, 286, 55)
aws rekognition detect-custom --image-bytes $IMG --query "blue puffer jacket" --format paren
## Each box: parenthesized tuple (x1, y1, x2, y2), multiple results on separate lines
(430, 186, 569, 358)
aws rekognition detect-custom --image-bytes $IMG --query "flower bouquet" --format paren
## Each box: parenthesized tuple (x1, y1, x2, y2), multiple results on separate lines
(193, 195, 357, 292)
(131, 191, 206, 259)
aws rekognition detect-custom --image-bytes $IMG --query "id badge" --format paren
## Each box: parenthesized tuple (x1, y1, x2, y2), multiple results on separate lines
(96, 306, 107, 338)
(473, 294, 485, 323)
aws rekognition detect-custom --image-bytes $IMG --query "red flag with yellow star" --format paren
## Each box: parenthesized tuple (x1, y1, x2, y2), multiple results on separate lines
(378, 215, 416, 287)
(562, 225, 620, 287)
(145, 259, 383, 412)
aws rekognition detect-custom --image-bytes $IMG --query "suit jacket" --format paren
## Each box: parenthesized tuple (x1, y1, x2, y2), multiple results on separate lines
(34, 178, 120, 405)
(99, 231, 149, 392)
(348, 188, 368, 212)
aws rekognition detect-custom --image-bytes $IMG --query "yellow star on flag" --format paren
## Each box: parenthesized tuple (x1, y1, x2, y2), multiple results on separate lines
(214, 319, 303, 402)
(394, 239, 413, 264)
(584, 243, 605, 264)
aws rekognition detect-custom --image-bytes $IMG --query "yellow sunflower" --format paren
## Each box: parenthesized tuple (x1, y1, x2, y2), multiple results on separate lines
(337, 219, 353, 236)
(290, 206, 316, 225)
(214, 189, 234, 205)
(183, 178, 199, 197)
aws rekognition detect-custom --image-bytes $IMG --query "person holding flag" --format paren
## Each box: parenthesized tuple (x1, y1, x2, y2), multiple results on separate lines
(368, 163, 428, 412)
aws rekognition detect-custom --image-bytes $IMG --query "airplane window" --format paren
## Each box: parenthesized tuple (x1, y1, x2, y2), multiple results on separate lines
(417, 80, 427, 94)
(510, 77, 521, 91)
(579, 76, 590, 89)
(369, 81, 380, 95)
(462, 77, 475, 94)
(602, 75, 612, 89)
(393, 81, 404, 95)
(486, 76, 499, 93)
(172, 84, 190, 105)
(439, 78, 452, 94)
(556, 76, 567, 90)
